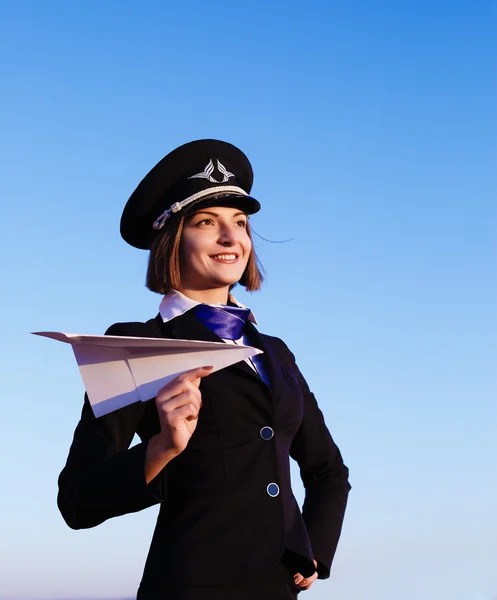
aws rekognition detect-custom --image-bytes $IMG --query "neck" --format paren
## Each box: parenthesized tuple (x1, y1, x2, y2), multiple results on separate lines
(179, 287, 230, 305)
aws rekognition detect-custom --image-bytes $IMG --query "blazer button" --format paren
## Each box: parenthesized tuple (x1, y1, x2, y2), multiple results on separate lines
(267, 483, 280, 497)
(260, 426, 274, 440)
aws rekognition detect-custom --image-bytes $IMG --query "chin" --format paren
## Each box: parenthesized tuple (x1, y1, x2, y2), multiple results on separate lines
(212, 277, 242, 288)
(208, 270, 246, 288)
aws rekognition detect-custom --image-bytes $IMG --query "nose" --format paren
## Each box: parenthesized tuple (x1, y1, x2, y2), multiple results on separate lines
(217, 223, 238, 246)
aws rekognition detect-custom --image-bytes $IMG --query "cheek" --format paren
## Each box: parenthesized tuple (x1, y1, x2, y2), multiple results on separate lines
(180, 233, 203, 262)
(178, 236, 201, 280)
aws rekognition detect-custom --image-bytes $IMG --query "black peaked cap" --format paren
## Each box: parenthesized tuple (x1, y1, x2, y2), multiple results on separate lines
(121, 139, 260, 249)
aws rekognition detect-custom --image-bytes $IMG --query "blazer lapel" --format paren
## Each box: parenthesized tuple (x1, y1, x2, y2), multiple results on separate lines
(243, 322, 281, 394)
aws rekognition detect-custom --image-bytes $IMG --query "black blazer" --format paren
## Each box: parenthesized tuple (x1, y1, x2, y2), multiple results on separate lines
(58, 311, 350, 596)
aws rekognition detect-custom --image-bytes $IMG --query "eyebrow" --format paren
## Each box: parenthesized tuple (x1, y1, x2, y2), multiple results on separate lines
(192, 210, 247, 218)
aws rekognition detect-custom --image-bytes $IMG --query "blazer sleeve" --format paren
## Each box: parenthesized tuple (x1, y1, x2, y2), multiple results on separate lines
(57, 323, 166, 530)
(284, 342, 351, 579)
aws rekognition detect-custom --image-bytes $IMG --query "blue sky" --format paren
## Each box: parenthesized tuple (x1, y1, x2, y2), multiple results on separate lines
(1, 1, 496, 599)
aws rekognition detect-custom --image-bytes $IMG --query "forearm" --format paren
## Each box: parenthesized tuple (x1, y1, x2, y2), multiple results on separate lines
(58, 440, 165, 529)
(302, 473, 350, 576)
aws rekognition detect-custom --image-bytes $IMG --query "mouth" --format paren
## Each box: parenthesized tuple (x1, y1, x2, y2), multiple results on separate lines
(210, 253, 240, 264)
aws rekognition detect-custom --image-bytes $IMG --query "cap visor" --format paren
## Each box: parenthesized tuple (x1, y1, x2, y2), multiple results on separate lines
(185, 194, 260, 216)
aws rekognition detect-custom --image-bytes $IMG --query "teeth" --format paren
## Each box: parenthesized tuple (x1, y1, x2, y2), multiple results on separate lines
(212, 254, 237, 260)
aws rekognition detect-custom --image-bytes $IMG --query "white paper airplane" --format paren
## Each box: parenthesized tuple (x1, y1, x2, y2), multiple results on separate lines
(33, 332, 263, 417)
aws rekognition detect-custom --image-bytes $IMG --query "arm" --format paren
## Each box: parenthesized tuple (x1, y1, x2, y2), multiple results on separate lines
(286, 344, 351, 579)
(57, 323, 167, 530)
(58, 324, 211, 530)
(57, 394, 166, 530)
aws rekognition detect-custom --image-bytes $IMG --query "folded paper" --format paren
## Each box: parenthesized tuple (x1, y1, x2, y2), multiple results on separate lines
(33, 332, 263, 417)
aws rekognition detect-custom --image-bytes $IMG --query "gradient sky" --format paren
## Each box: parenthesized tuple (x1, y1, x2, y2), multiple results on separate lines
(1, 1, 496, 599)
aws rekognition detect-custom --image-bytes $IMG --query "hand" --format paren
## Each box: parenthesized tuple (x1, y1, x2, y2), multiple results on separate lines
(145, 366, 213, 482)
(155, 366, 213, 453)
(294, 560, 318, 590)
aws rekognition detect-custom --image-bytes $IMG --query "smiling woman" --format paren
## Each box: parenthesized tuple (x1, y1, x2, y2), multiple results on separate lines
(57, 139, 351, 600)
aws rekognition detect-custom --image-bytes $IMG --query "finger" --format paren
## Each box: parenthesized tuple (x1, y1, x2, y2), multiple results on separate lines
(185, 379, 202, 402)
(181, 367, 213, 390)
(298, 577, 310, 590)
(181, 366, 214, 382)
(298, 572, 318, 589)
(180, 379, 202, 403)
(159, 389, 201, 413)
(157, 371, 207, 400)
(156, 394, 201, 441)
(157, 380, 201, 405)
(168, 403, 201, 423)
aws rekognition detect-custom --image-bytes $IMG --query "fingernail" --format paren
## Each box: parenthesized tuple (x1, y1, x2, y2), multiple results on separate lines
(203, 366, 214, 370)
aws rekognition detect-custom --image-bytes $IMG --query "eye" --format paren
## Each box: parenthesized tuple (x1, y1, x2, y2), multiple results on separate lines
(236, 219, 247, 228)
(194, 218, 214, 227)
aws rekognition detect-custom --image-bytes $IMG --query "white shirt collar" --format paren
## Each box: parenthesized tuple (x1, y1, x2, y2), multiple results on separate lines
(159, 289, 258, 325)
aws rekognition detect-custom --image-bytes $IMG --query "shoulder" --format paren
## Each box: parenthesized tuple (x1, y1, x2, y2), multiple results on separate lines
(259, 332, 295, 362)
(105, 316, 163, 338)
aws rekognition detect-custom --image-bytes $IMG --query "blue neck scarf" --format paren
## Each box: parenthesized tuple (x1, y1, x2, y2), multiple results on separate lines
(192, 304, 251, 340)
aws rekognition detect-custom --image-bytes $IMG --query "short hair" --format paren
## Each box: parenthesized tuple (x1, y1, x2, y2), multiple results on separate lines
(146, 214, 264, 294)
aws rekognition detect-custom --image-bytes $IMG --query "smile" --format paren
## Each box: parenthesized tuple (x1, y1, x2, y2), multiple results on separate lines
(210, 253, 239, 263)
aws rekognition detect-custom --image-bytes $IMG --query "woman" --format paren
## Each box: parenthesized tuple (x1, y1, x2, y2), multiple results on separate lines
(58, 139, 351, 599)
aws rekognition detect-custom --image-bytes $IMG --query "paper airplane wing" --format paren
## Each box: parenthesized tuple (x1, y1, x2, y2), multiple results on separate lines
(33, 332, 263, 417)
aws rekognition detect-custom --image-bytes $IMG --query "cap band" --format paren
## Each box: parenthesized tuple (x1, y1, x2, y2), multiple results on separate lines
(153, 185, 248, 230)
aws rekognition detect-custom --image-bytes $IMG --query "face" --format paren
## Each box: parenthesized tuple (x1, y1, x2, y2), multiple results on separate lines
(179, 205, 252, 293)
